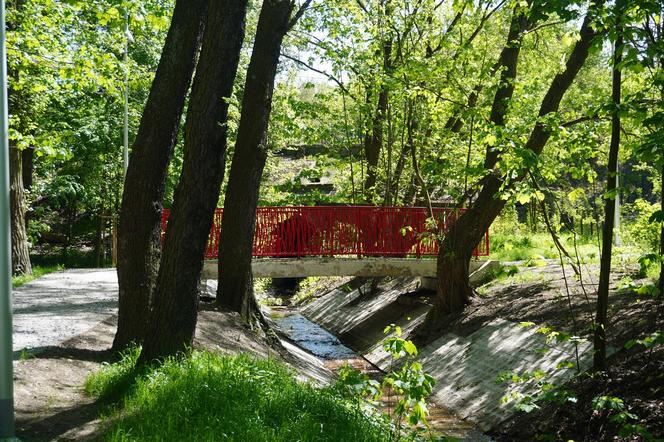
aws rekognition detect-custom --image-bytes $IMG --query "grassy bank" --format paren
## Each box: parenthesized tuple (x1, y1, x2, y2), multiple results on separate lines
(11, 264, 63, 288)
(86, 350, 390, 442)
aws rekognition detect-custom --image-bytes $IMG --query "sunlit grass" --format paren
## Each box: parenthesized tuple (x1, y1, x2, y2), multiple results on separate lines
(11, 264, 63, 288)
(87, 350, 390, 442)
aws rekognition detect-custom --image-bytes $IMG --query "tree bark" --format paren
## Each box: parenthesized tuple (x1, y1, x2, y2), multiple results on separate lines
(113, 0, 208, 351)
(216, 0, 299, 316)
(416, 3, 603, 340)
(9, 144, 31, 276)
(139, 0, 249, 363)
(594, 2, 622, 371)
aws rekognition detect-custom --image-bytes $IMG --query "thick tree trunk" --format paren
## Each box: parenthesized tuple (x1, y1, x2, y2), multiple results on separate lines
(139, 0, 248, 363)
(7, 1, 31, 277)
(9, 144, 31, 276)
(216, 0, 297, 316)
(417, 4, 602, 341)
(113, 0, 208, 351)
(21, 146, 33, 190)
(594, 4, 622, 371)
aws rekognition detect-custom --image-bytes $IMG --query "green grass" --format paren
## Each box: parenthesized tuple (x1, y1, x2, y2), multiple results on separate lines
(488, 230, 600, 263)
(87, 350, 390, 442)
(11, 264, 63, 288)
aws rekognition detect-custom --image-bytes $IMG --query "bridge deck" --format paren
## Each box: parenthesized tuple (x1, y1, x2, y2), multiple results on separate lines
(202, 258, 495, 279)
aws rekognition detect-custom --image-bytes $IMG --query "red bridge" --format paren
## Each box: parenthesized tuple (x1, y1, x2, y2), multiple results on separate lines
(162, 206, 489, 259)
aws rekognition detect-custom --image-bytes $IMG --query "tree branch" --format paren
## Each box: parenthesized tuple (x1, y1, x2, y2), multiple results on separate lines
(280, 52, 357, 100)
(287, 0, 313, 31)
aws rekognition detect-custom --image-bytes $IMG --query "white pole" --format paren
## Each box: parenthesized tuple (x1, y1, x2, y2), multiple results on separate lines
(123, 13, 129, 178)
(0, 0, 15, 437)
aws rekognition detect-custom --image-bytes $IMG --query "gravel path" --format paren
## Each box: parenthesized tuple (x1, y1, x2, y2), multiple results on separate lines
(12, 269, 118, 354)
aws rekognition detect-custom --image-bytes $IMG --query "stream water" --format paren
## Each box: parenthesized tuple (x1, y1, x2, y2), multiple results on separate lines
(270, 310, 356, 359)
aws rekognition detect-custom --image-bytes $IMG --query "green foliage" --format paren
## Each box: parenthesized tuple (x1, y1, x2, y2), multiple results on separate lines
(625, 199, 661, 252)
(336, 363, 382, 404)
(498, 368, 578, 413)
(591, 395, 654, 440)
(88, 351, 391, 442)
(382, 324, 436, 430)
(624, 331, 664, 350)
(490, 228, 597, 263)
(333, 325, 437, 440)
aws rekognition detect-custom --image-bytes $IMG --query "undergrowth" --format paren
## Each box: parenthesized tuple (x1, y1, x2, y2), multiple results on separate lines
(86, 350, 391, 442)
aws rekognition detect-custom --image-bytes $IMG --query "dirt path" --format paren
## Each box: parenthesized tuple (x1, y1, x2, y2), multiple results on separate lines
(13, 269, 118, 355)
(12, 270, 333, 441)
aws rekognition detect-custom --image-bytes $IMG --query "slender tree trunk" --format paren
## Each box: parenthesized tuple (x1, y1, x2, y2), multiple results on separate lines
(659, 15, 664, 300)
(113, 0, 208, 351)
(659, 159, 664, 297)
(95, 209, 104, 268)
(365, 38, 392, 200)
(594, 4, 622, 371)
(9, 144, 31, 276)
(390, 139, 410, 204)
(416, 4, 602, 340)
(216, 0, 301, 317)
(140, 0, 249, 363)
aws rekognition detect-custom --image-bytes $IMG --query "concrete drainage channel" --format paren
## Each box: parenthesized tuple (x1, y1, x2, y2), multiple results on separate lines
(264, 287, 492, 441)
(260, 263, 600, 441)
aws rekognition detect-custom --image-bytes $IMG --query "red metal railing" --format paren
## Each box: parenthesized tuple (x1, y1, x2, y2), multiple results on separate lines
(161, 206, 489, 259)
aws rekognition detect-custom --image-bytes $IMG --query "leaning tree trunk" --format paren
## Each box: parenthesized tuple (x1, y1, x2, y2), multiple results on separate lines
(9, 144, 31, 276)
(139, 0, 249, 364)
(216, 0, 299, 317)
(593, 1, 622, 371)
(113, 0, 208, 351)
(422, 5, 529, 327)
(417, 3, 602, 341)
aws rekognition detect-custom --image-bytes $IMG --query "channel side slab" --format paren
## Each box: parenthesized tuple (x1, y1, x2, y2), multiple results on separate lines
(301, 277, 421, 340)
(415, 318, 594, 431)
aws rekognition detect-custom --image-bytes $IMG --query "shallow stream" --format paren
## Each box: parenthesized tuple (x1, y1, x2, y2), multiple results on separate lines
(270, 310, 356, 359)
